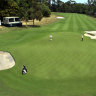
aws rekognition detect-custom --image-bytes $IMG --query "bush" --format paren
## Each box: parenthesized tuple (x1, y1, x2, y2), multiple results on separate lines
(42, 4, 51, 17)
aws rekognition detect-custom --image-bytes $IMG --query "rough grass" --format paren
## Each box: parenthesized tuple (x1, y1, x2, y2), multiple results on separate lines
(22, 14, 57, 26)
(0, 13, 96, 96)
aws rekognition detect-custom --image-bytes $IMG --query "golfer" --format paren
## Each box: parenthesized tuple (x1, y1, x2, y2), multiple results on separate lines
(82, 35, 83, 41)
(50, 34, 53, 40)
(22, 65, 27, 75)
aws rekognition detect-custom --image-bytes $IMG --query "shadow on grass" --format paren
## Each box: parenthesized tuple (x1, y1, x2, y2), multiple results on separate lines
(22, 25, 40, 28)
(0, 25, 40, 28)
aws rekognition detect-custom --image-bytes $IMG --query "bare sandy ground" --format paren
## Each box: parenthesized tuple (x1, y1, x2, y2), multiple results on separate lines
(0, 51, 15, 71)
(0, 26, 3, 28)
(22, 14, 57, 26)
(84, 31, 96, 39)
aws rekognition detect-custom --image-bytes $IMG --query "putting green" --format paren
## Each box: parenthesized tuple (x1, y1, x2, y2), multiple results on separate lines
(0, 13, 96, 96)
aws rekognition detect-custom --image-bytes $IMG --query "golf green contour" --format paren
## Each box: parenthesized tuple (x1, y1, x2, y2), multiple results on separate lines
(0, 13, 96, 96)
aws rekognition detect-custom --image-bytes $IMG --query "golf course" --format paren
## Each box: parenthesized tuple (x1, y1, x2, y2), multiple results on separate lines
(0, 13, 96, 96)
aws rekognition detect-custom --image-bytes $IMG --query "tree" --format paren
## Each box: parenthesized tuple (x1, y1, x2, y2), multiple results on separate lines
(42, 4, 51, 17)
(18, 0, 43, 26)
(0, 0, 19, 21)
(18, 0, 29, 27)
(18, 0, 51, 26)
(28, 2, 43, 26)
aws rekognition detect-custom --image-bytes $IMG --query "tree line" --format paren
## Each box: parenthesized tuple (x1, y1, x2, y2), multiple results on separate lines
(0, 0, 96, 25)
(0, 0, 51, 26)
(39, 0, 96, 17)
(49, 0, 96, 17)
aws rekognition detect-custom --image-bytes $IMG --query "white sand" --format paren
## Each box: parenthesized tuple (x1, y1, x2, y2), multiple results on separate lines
(56, 17, 64, 19)
(84, 31, 96, 39)
(0, 51, 15, 70)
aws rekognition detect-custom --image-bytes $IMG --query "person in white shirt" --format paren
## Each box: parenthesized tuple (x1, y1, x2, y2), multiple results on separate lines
(50, 34, 53, 40)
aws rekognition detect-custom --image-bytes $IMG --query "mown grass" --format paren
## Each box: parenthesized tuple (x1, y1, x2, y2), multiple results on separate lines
(0, 13, 96, 96)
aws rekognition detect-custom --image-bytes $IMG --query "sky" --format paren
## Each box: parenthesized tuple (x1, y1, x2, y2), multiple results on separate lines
(61, 0, 87, 3)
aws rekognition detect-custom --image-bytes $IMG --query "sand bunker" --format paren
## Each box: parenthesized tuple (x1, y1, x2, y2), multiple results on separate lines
(56, 17, 64, 19)
(84, 31, 96, 39)
(0, 51, 15, 71)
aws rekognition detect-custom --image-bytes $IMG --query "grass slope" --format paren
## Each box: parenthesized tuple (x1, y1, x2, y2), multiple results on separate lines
(0, 13, 96, 96)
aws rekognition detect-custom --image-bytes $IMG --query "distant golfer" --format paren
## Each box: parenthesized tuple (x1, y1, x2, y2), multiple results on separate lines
(82, 35, 84, 41)
(22, 65, 27, 75)
(50, 34, 53, 41)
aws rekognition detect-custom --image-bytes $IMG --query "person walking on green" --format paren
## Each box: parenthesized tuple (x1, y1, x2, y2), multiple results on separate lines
(82, 35, 84, 41)
(50, 34, 53, 41)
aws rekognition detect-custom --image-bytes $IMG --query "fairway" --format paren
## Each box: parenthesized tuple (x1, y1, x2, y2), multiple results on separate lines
(1, 13, 96, 96)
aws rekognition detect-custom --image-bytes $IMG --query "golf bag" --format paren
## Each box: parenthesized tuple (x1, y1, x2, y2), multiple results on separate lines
(22, 65, 27, 75)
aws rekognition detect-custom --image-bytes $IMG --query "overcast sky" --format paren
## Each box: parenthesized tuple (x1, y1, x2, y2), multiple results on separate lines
(61, 0, 87, 3)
